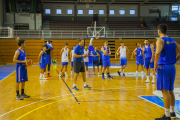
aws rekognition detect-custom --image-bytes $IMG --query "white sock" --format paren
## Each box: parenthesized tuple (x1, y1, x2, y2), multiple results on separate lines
(40, 73, 42, 78)
(119, 69, 122, 72)
(136, 71, 138, 74)
(71, 71, 73, 74)
(152, 75, 155, 81)
(73, 84, 76, 87)
(43, 74, 45, 78)
(44, 72, 45, 75)
(84, 82, 87, 86)
(65, 72, 67, 75)
(165, 109, 170, 117)
(122, 69, 124, 73)
(170, 106, 174, 113)
(146, 76, 149, 80)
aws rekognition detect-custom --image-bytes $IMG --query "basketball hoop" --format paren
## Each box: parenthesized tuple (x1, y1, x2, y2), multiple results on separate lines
(95, 35, 99, 39)
(13, 37, 20, 41)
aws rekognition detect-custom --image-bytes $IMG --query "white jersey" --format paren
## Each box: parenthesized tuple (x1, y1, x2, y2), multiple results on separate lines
(119, 46, 127, 58)
(61, 48, 69, 62)
(71, 50, 74, 62)
(84, 49, 89, 62)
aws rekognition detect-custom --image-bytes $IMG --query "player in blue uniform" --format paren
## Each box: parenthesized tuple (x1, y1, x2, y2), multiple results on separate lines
(154, 24, 179, 120)
(143, 39, 155, 83)
(101, 41, 113, 79)
(38, 45, 48, 80)
(13, 40, 30, 100)
(45, 40, 53, 77)
(131, 43, 144, 76)
(99, 47, 104, 72)
(92, 46, 100, 75)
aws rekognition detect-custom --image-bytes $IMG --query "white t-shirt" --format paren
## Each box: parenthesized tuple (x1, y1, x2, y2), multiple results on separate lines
(71, 50, 74, 62)
(84, 49, 89, 62)
(119, 46, 126, 58)
(61, 48, 69, 62)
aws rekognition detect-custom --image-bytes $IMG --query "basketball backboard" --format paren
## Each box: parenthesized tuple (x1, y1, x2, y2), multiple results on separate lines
(0, 27, 13, 38)
(87, 21, 106, 39)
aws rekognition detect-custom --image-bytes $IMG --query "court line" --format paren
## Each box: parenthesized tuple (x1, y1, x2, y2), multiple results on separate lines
(139, 96, 180, 118)
(0, 91, 91, 118)
(157, 96, 180, 115)
(0, 71, 15, 82)
(16, 92, 102, 120)
(56, 69, 79, 102)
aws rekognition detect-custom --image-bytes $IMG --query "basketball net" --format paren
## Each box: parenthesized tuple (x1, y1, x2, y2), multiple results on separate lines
(95, 34, 99, 39)
(13, 37, 20, 41)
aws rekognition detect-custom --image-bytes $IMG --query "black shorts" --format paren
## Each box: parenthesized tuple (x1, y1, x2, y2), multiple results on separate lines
(73, 60, 85, 73)
(99, 59, 103, 65)
(93, 60, 99, 66)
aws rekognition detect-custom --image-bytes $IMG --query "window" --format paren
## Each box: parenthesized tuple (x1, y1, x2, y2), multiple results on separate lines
(89, 10, 94, 14)
(45, 9, 51, 14)
(172, 6, 178, 11)
(109, 10, 114, 15)
(78, 10, 83, 15)
(99, 10, 104, 15)
(171, 17, 177, 21)
(119, 10, 125, 15)
(67, 9, 73, 14)
(56, 9, 62, 14)
(130, 10, 135, 15)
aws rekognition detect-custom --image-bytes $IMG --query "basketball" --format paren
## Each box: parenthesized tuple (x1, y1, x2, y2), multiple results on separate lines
(133, 52, 137, 56)
(61, 72, 65, 77)
(25, 59, 33, 67)
(117, 52, 120, 56)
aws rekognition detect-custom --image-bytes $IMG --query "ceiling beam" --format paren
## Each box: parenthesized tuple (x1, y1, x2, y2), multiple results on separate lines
(76, 0, 79, 5)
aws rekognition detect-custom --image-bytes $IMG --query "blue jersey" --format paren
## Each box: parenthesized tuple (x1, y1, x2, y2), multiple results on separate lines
(158, 37, 176, 65)
(99, 51, 103, 59)
(92, 50, 99, 61)
(103, 46, 110, 61)
(39, 51, 46, 64)
(16, 49, 26, 67)
(144, 45, 152, 58)
(137, 47, 143, 57)
(153, 47, 156, 57)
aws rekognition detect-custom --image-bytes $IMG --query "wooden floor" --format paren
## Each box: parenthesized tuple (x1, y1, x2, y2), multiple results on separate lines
(0, 62, 180, 120)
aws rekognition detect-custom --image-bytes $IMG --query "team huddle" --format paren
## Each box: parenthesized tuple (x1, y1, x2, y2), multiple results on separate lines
(13, 24, 180, 120)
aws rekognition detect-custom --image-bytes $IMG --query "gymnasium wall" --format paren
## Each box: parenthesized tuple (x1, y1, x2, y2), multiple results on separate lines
(140, 5, 169, 21)
(5, 13, 42, 29)
(0, 0, 3, 27)
(42, 3, 170, 21)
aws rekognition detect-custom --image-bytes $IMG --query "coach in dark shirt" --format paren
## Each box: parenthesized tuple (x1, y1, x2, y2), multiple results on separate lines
(72, 38, 91, 91)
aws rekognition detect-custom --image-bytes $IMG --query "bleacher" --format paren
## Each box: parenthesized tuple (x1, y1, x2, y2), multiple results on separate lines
(151, 21, 180, 30)
(0, 38, 158, 63)
(105, 21, 151, 30)
(44, 20, 102, 31)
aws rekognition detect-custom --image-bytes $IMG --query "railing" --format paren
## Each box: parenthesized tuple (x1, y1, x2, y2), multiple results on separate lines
(1, 30, 180, 39)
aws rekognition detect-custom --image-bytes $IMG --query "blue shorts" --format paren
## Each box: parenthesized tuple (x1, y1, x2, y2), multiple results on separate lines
(103, 61, 110, 67)
(85, 62, 88, 66)
(62, 62, 68, 66)
(16, 65, 28, 83)
(157, 64, 176, 91)
(71, 61, 73, 67)
(136, 56, 144, 65)
(45, 54, 51, 65)
(40, 63, 46, 69)
(120, 57, 127, 66)
(93, 61, 99, 66)
(144, 58, 154, 69)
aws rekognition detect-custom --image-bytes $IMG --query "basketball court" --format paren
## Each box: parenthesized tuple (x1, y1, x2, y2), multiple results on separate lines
(0, 0, 180, 120)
